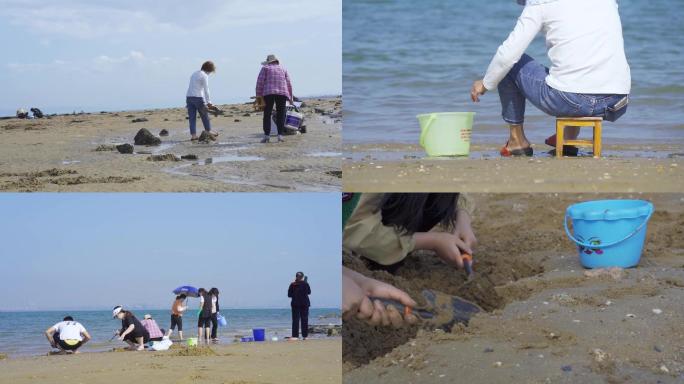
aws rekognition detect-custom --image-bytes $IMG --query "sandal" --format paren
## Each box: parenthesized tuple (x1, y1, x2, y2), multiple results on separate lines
(500, 141, 533, 157)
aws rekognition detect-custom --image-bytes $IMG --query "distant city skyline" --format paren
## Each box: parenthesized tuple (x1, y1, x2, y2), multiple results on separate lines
(0, 0, 342, 115)
(0, 193, 341, 311)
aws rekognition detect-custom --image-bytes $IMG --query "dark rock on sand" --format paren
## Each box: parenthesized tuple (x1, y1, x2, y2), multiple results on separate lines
(198, 131, 216, 143)
(131, 117, 148, 123)
(116, 144, 134, 154)
(181, 154, 198, 160)
(159, 129, 169, 136)
(134, 128, 161, 146)
(147, 154, 180, 162)
(242, 113, 251, 117)
(234, 119, 241, 122)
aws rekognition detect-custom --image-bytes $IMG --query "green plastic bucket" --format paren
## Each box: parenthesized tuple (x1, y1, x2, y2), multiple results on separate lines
(417, 112, 474, 157)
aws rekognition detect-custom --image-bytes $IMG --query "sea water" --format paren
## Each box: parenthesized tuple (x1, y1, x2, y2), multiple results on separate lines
(0, 308, 340, 357)
(343, 0, 684, 146)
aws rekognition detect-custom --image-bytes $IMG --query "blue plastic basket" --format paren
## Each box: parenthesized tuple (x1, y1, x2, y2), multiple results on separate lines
(565, 200, 654, 268)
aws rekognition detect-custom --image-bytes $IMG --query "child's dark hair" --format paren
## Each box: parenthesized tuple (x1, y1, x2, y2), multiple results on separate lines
(209, 287, 219, 296)
(378, 193, 460, 235)
(63, 316, 74, 321)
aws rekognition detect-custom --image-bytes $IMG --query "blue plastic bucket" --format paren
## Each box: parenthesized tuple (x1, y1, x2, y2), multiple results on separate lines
(565, 200, 654, 269)
(217, 313, 227, 327)
(252, 328, 265, 342)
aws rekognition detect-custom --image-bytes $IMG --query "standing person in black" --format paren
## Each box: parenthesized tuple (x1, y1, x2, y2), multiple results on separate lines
(288, 272, 311, 340)
(197, 288, 212, 344)
(209, 287, 220, 343)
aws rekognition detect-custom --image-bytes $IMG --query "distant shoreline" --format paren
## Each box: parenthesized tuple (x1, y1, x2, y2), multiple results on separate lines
(0, 94, 342, 118)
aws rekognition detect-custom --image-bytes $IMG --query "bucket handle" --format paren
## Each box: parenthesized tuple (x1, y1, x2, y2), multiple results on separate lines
(419, 114, 436, 147)
(564, 209, 653, 249)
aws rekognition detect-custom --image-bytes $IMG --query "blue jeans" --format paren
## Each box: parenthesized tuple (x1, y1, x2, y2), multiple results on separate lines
(498, 54, 628, 124)
(186, 96, 211, 136)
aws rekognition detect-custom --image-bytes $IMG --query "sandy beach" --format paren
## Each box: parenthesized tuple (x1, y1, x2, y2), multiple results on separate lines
(0, 97, 341, 192)
(343, 143, 684, 193)
(343, 193, 684, 383)
(0, 339, 341, 384)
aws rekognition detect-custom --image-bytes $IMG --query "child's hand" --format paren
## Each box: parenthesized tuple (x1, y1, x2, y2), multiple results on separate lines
(453, 209, 477, 251)
(415, 232, 472, 269)
(343, 267, 418, 327)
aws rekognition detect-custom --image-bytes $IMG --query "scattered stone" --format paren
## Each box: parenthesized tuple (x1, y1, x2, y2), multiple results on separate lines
(654, 345, 663, 353)
(134, 128, 161, 146)
(94, 144, 116, 152)
(561, 365, 572, 372)
(164, 118, 169, 122)
(659, 365, 669, 374)
(0, 353, 7, 360)
(493, 361, 502, 367)
(483, 347, 494, 353)
(242, 113, 251, 117)
(326, 170, 342, 178)
(234, 119, 241, 122)
(198, 131, 217, 143)
(181, 154, 198, 160)
(159, 129, 169, 137)
(652, 308, 662, 315)
(625, 313, 636, 318)
(116, 144, 134, 154)
(131, 117, 148, 123)
(147, 154, 180, 162)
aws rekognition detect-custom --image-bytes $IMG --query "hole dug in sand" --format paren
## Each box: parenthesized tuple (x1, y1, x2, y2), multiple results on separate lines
(342, 249, 544, 368)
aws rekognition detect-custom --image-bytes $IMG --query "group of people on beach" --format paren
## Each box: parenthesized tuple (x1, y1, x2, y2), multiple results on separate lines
(186, 54, 296, 144)
(44, 272, 312, 354)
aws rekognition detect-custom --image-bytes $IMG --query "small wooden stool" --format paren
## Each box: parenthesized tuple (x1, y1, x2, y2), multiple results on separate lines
(555, 117, 603, 158)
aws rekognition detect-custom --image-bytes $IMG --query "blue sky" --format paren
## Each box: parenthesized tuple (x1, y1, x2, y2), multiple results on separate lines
(0, 193, 341, 311)
(0, 0, 341, 115)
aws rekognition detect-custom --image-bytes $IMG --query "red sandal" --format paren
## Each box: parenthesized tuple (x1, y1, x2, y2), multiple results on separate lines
(500, 141, 534, 157)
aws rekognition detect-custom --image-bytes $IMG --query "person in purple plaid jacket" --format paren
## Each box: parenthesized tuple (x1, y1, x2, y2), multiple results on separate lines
(256, 54, 294, 143)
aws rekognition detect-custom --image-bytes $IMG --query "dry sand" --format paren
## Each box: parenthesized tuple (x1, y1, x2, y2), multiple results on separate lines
(343, 193, 684, 383)
(0, 97, 341, 192)
(0, 339, 341, 384)
(343, 143, 684, 192)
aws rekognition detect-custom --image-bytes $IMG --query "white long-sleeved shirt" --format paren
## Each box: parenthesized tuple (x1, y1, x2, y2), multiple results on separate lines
(186, 70, 211, 103)
(483, 0, 631, 95)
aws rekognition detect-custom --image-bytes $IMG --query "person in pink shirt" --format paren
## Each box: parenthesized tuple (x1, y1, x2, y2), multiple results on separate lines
(141, 314, 165, 342)
(255, 54, 294, 143)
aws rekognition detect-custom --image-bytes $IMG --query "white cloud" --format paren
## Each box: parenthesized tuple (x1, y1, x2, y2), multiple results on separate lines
(0, 0, 340, 39)
(7, 51, 173, 73)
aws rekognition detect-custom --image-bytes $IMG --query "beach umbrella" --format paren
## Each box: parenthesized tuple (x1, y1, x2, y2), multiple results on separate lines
(173, 285, 199, 297)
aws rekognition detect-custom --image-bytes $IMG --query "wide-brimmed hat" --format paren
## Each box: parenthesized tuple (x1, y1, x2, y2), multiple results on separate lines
(261, 54, 279, 65)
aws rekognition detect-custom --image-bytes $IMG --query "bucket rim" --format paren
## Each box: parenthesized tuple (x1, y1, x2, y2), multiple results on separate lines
(416, 112, 476, 119)
(566, 199, 653, 221)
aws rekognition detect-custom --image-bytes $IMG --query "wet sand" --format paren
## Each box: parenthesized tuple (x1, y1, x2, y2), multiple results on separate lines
(343, 143, 684, 192)
(0, 339, 341, 384)
(0, 97, 341, 192)
(343, 193, 684, 383)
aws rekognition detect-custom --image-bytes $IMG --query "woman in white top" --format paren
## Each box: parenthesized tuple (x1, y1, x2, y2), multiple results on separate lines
(186, 61, 219, 141)
(470, 0, 630, 157)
